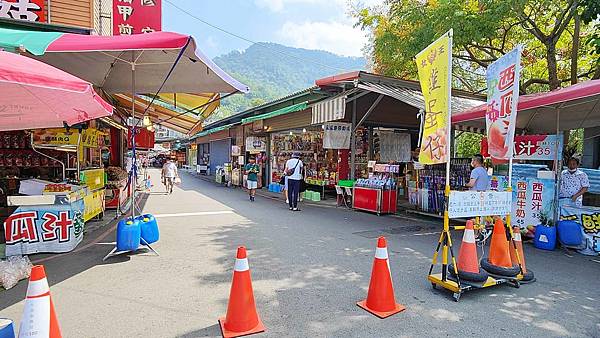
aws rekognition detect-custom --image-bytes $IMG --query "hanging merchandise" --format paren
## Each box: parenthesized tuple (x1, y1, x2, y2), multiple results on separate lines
(378, 131, 411, 163)
(323, 122, 351, 149)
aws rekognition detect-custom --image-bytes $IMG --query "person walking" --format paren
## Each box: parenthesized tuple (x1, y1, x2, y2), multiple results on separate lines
(161, 157, 178, 194)
(465, 154, 489, 191)
(285, 152, 303, 211)
(245, 156, 259, 202)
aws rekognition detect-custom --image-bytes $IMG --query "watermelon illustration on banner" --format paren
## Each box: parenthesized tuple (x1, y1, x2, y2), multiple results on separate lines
(415, 30, 452, 165)
(485, 46, 522, 162)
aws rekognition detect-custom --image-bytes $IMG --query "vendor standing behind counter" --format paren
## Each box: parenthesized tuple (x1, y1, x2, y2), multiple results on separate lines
(560, 156, 590, 207)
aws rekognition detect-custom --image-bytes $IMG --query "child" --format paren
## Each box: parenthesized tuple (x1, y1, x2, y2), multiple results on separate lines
(245, 156, 259, 201)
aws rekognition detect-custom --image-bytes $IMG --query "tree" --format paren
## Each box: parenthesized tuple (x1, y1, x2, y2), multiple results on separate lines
(356, 0, 600, 94)
(455, 132, 484, 158)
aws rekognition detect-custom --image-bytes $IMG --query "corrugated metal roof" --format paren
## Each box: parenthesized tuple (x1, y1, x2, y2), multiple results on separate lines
(357, 82, 483, 114)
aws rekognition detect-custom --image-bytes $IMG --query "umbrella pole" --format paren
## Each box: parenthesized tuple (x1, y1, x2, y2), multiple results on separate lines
(131, 51, 136, 219)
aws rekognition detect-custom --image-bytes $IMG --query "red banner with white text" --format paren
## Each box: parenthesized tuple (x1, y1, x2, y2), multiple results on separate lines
(113, 0, 162, 36)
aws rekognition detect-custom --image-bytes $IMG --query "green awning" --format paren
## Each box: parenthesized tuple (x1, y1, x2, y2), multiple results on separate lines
(192, 123, 238, 138)
(0, 27, 63, 55)
(241, 101, 308, 124)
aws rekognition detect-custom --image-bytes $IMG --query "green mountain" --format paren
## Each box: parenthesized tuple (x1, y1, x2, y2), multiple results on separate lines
(209, 42, 366, 122)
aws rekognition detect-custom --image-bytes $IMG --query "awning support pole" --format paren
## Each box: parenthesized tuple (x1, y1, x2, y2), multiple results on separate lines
(354, 94, 384, 132)
(351, 99, 357, 179)
(131, 51, 136, 219)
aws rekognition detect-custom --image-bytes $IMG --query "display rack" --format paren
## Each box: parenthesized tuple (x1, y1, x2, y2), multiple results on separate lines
(352, 164, 400, 215)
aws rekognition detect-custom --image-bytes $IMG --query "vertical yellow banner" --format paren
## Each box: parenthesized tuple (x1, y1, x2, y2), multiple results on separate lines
(415, 31, 452, 164)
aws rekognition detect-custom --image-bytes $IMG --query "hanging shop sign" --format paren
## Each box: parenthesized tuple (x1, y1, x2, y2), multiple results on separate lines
(3, 200, 85, 256)
(513, 134, 563, 161)
(323, 122, 351, 149)
(415, 31, 452, 164)
(512, 177, 555, 233)
(245, 137, 266, 154)
(80, 169, 105, 191)
(485, 46, 522, 162)
(128, 128, 155, 149)
(0, 0, 45, 22)
(113, 0, 162, 35)
(231, 145, 241, 156)
(448, 191, 512, 218)
(33, 128, 101, 148)
(560, 205, 600, 255)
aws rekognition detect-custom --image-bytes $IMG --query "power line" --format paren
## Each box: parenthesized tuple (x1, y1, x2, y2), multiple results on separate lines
(163, 0, 352, 73)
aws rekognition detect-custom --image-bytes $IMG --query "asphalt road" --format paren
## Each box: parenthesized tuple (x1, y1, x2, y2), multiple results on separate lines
(1, 169, 599, 338)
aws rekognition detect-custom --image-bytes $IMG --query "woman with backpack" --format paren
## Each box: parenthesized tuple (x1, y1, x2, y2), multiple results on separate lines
(285, 152, 304, 211)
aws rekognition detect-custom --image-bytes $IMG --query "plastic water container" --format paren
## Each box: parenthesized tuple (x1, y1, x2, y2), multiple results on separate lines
(137, 214, 159, 245)
(534, 225, 556, 251)
(557, 220, 583, 247)
(116, 218, 141, 252)
(0, 318, 15, 338)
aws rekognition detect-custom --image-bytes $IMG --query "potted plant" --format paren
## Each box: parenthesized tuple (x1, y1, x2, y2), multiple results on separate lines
(534, 209, 557, 250)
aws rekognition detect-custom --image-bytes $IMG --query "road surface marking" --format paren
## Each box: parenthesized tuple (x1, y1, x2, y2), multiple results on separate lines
(153, 210, 235, 218)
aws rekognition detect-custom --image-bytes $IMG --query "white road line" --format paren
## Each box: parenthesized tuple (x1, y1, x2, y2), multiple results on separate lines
(153, 210, 235, 218)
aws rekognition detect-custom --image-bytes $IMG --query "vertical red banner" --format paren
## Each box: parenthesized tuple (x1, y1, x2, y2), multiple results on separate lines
(113, 0, 162, 36)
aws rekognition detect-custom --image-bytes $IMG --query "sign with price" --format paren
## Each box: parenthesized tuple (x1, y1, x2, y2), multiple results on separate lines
(448, 191, 512, 218)
(513, 134, 563, 161)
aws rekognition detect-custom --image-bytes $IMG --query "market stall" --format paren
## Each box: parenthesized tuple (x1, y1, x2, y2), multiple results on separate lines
(2, 127, 107, 256)
(454, 79, 600, 255)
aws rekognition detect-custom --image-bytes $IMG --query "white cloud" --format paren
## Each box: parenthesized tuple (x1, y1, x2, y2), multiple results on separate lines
(277, 20, 368, 57)
(255, 0, 383, 13)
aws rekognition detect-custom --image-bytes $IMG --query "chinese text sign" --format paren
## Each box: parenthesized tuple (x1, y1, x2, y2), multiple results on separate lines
(113, 0, 162, 35)
(415, 31, 451, 164)
(0, 0, 45, 22)
(485, 46, 522, 161)
(448, 191, 512, 218)
(3, 201, 84, 256)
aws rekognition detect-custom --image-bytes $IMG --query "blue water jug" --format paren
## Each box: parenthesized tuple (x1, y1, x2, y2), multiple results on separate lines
(137, 214, 159, 245)
(116, 218, 141, 252)
(0, 318, 15, 338)
(534, 225, 556, 251)
(557, 220, 583, 247)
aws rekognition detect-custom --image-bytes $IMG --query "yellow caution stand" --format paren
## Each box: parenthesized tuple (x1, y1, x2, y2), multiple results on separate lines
(427, 187, 527, 301)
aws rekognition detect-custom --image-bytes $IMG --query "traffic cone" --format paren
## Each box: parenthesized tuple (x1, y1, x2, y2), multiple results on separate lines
(510, 227, 527, 272)
(18, 265, 62, 338)
(481, 219, 519, 277)
(488, 219, 512, 267)
(357, 237, 405, 318)
(449, 220, 488, 282)
(510, 227, 535, 281)
(218, 247, 265, 338)
(457, 220, 479, 273)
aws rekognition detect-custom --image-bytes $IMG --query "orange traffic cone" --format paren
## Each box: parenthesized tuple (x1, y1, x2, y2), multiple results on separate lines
(510, 227, 535, 282)
(357, 237, 405, 318)
(481, 219, 519, 277)
(19, 265, 62, 338)
(449, 220, 488, 282)
(218, 247, 265, 338)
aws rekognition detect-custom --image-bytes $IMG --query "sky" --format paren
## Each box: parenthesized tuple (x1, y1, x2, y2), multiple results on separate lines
(162, 0, 383, 59)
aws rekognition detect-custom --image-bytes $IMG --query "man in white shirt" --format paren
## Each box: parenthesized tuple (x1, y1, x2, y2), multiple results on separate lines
(285, 152, 303, 211)
(161, 157, 178, 194)
(560, 156, 589, 207)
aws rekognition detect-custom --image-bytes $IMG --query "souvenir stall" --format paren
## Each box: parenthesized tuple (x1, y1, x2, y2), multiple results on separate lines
(270, 128, 339, 199)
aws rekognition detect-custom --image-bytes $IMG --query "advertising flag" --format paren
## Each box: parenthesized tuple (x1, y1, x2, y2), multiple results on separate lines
(415, 31, 452, 164)
(485, 46, 522, 161)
